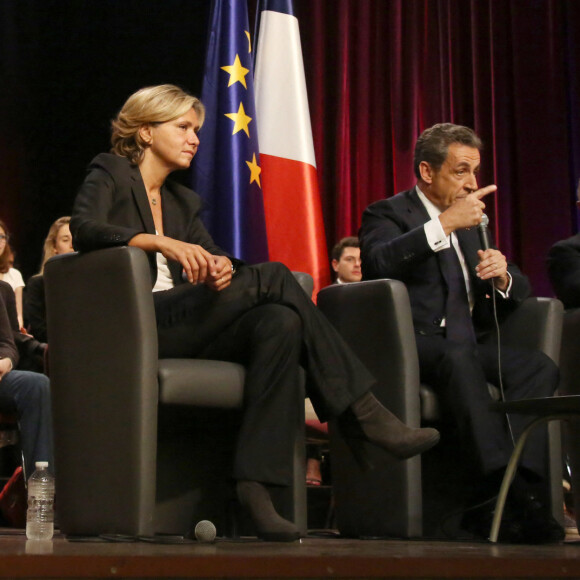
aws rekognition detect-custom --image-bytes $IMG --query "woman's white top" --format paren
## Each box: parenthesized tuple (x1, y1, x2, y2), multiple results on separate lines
(0, 267, 25, 290)
(152, 231, 174, 292)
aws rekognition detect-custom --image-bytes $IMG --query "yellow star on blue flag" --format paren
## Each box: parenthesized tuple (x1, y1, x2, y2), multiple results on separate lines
(225, 102, 252, 137)
(221, 55, 250, 88)
(246, 153, 261, 187)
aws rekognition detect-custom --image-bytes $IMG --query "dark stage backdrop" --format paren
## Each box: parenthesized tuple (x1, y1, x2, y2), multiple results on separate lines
(0, 0, 211, 278)
(2, 0, 580, 297)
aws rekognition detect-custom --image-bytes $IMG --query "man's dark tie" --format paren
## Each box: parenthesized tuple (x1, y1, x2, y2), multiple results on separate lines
(439, 245, 477, 344)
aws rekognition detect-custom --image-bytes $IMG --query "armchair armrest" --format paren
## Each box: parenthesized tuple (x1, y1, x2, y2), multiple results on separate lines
(485, 297, 564, 364)
(292, 272, 314, 298)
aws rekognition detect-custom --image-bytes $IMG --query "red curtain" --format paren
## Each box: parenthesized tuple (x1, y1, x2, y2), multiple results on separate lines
(297, 0, 579, 296)
(3, 0, 580, 295)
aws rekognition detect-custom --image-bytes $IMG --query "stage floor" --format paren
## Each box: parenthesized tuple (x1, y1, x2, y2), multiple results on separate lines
(1, 528, 580, 579)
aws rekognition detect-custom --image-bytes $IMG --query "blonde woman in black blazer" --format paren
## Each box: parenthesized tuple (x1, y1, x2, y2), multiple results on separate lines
(71, 85, 439, 542)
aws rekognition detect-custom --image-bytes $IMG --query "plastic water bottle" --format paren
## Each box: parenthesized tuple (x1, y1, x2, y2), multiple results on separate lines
(26, 462, 55, 540)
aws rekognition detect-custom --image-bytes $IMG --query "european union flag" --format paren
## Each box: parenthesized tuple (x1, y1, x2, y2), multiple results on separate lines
(192, 0, 269, 264)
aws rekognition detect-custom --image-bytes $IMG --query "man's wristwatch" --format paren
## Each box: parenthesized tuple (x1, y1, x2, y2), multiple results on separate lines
(231, 262, 236, 276)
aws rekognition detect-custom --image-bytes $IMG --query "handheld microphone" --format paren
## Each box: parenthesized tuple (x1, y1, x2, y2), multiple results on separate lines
(194, 520, 217, 543)
(478, 213, 491, 251)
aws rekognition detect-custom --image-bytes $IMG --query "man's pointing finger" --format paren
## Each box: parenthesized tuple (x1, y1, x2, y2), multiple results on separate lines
(474, 184, 498, 199)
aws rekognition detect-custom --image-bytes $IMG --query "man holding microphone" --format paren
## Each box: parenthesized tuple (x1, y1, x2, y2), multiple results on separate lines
(359, 123, 562, 544)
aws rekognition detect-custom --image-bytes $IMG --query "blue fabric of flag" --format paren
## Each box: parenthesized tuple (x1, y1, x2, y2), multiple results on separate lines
(257, 0, 294, 15)
(192, 0, 268, 263)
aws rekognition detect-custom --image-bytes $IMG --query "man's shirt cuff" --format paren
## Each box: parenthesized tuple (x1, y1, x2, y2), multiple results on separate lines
(424, 218, 450, 252)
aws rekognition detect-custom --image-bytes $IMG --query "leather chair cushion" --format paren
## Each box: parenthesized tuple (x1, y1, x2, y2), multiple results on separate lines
(158, 359, 245, 408)
(419, 382, 500, 423)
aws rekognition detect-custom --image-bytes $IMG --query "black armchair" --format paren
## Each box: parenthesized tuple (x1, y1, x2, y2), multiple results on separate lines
(318, 280, 422, 538)
(45, 246, 309, 538)
(558, 308, 580, 531)
(318, 279, 563, 538)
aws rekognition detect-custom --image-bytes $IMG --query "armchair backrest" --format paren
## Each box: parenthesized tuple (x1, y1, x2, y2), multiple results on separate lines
(489, 297, 564, 364)
(318, 278, 421, 425)
(559, 308, 580, 395)
(45, 246, 159, 534)
(292, 271, 314, 298)
(317, 278, 422, 538)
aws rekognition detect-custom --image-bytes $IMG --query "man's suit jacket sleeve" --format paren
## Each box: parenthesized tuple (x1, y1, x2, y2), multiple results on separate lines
(547, 234, 580, 309)
(501, 263, 530, 303)
(360, 192, 531, 333)
(471, 257, 531, 330)
(360, 196, 434, 280)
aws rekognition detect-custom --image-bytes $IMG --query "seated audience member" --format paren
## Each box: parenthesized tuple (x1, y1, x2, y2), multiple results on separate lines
(548, 234, 580, 308)
(547, 186, 580, 308)
(25, 217, 73, 342)
(0, 282, 53, 474)
(331, 237, 362, 284)
(0, 220, 25, 329)
(359, 122, 563, 544)
(70, 84, 439, 542)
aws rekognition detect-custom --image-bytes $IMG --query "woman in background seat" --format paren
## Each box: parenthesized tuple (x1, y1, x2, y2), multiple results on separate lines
(0, 220, 25, 329)
(25, 217, 73, 343)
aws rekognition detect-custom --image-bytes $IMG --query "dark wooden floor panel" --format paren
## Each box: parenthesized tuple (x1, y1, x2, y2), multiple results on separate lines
(1, 530, 580, 579)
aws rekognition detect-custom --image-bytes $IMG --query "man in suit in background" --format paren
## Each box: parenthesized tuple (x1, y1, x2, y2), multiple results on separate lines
(547, 181, 580, 308)
(330, 237, 362, 284)
(359, 123, 563, 543)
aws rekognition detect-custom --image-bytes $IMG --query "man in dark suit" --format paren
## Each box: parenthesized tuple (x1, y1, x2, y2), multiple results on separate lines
(360, 123, 563, 543)
(548, 234, 580, 308)
(547, 184, 580, 308)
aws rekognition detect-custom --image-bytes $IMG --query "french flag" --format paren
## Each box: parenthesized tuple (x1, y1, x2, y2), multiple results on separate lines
(254, 0, 331, 296)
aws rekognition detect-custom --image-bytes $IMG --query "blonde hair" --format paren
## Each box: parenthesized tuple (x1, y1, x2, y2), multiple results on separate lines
(39, 216, 71, 274)
(111, 84, 205, 165)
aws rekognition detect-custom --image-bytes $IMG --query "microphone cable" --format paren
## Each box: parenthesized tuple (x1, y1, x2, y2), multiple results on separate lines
(479, 212, 516, 448)
(488, 275, 516, 448)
